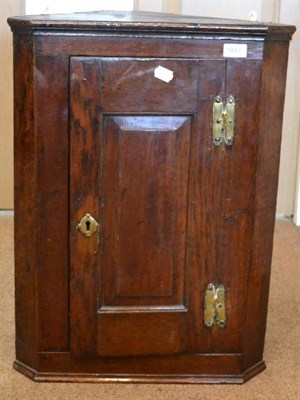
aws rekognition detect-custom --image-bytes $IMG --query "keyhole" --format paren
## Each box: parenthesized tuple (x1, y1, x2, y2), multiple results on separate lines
(85, 220, 91, 232)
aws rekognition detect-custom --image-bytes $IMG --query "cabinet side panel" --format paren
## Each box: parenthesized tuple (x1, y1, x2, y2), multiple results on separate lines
(243, 41, 290, 369)
(13, 34, 38, 367)
(212, 60, 262, 353)
(35, 55, 70, 351)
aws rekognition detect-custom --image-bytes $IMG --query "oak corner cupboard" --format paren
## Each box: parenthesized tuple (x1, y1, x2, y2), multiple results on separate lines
(8, 10, 295, 384)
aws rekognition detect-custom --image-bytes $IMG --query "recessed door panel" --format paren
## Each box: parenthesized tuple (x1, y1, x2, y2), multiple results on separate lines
(102, 115, 191, 307)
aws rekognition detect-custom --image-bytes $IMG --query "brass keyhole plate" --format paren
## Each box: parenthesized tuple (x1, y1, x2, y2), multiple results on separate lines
(77, 213, 99, 238)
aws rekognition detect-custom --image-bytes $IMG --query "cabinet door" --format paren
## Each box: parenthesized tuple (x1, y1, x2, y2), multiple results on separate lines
(70, 57, 199, 357)
(69, 56, 261, 360)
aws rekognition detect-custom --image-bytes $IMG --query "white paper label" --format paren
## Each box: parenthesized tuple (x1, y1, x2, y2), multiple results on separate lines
(154, 66, 174, 83)
(223, 44, 248, 58)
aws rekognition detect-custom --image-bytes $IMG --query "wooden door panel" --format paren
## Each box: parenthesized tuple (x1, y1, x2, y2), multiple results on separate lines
(98, 312, 186, 356)
(98, 58, 198, 112)
(101, 115, 191, 307)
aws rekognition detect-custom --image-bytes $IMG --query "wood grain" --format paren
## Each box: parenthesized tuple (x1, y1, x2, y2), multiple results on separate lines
(7, 10, 295, 40)
(70, 58, 102, 358)
(13, 33, 37, 368)
(9, 10, 295, 383)
(35, 55, 70, 351)
(242, 41, 291, 370)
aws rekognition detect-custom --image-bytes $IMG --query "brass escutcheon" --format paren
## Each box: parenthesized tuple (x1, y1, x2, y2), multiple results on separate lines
(77, 213, 99, 238)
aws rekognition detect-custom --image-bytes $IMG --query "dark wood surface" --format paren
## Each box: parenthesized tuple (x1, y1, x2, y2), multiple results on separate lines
(35, 54, 70, 352)
(7, 10, 295, 40)
(242, 40, 292, 370)
(13, 34, 38, 369)
(9, 11, 295, 383)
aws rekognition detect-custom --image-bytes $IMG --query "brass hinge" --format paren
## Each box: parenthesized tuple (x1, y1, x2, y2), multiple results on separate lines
(204, 283, 226, 328)
(213, 95, 235, 147)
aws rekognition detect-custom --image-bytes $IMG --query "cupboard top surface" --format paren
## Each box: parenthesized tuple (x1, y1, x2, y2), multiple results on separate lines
(8, 10, 295, 39)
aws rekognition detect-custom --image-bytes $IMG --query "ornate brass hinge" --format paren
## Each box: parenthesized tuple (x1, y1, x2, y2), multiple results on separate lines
(213, 95, 235, 147)
(204, 283, 226, 328)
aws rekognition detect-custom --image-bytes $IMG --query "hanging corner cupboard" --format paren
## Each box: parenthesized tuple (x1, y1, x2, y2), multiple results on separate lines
(8, 11, 296, 383)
